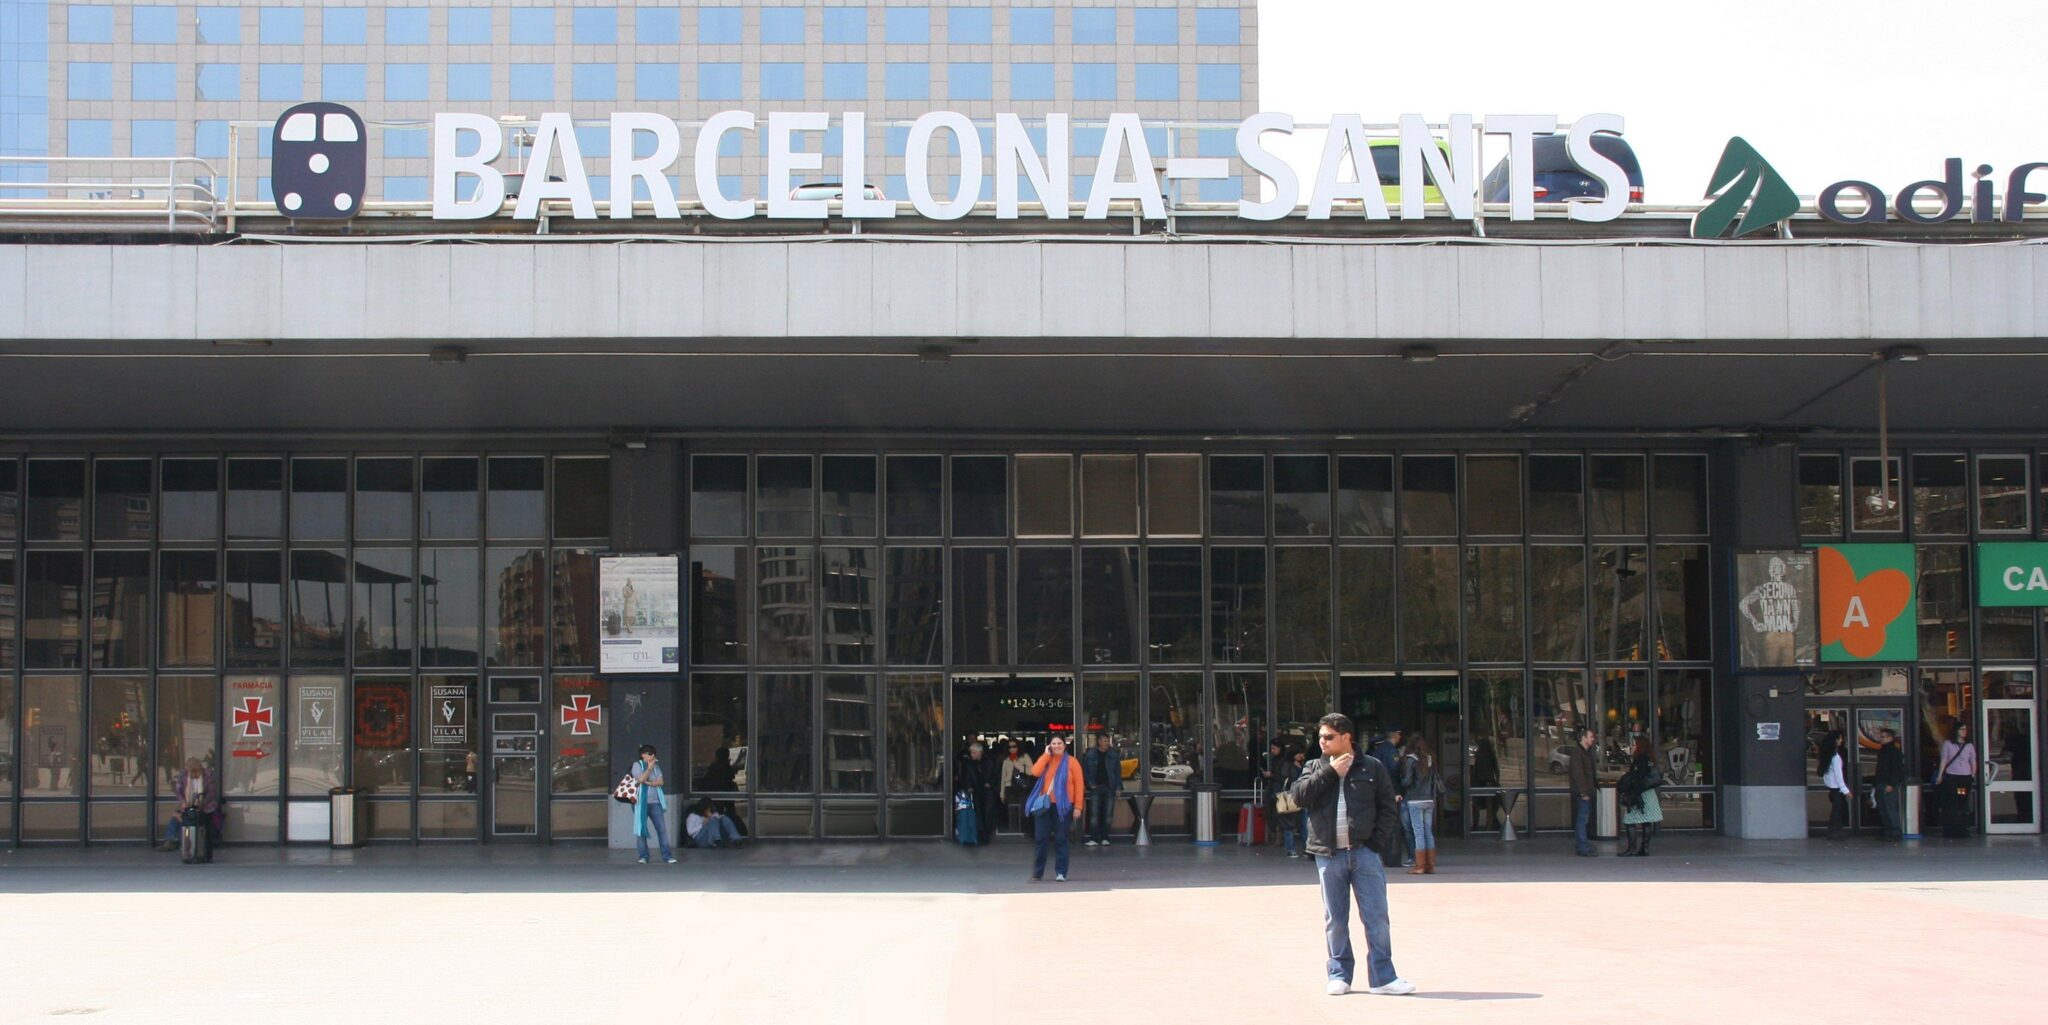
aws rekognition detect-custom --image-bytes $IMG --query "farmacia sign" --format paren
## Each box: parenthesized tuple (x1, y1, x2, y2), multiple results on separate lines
(428, 110, 1630, 223)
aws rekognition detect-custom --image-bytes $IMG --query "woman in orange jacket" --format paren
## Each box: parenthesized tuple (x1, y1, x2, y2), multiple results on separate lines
(1028, 735, 1086, 881)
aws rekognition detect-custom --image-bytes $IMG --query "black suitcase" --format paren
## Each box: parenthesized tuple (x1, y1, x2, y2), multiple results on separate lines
(180, 809, 212, 864)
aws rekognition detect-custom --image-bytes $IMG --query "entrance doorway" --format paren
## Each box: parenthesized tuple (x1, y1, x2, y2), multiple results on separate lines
(953, 674, 1075, 833)
(1805, 704, 1906, 834)
(486, 676, 543, 839)
(1338, 672, 1462, 836)
(1983, 668, 2038, 835)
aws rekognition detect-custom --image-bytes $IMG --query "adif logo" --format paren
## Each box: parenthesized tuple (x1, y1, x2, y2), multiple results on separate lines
(1692, 137, 1799, 239)
(271, 102, 367, 219)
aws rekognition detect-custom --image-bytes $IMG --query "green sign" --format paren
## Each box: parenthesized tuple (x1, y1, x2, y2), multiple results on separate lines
(1814, 543, 1918, 662)
(1693, 137, 1800, 239)
(1978, 542, 2048, 607)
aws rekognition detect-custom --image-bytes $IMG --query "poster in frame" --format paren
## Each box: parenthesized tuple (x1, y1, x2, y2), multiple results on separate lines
(1733, 549, 1819, 670)
(598, 553, 682, 674)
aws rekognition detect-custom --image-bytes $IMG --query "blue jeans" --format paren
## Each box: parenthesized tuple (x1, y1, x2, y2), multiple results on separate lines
(1573, 796, 1594, 854)
(1032, 809, 1072, 877)
(1314, 846, 1399, 987)
(1404, 800, 1437, 851)
(636, 802, 674, 860)
(1085, 789, 1116, 843)
(692, 816, 741, 848)
(1280, 812, 1300, 853)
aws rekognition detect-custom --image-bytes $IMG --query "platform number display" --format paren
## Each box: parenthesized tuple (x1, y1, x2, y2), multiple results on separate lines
(271, 102, 367, 220)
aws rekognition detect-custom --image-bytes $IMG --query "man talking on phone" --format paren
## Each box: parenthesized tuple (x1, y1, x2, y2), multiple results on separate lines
(1287, 712, 1415, 998)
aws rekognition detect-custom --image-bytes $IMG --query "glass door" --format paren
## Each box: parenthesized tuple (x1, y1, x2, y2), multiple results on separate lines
(486, 676, 541, 838)
(1983, 668, 2038, 835)
(1851, 706, 1907, 833)
(1805, 706, 1848, 832)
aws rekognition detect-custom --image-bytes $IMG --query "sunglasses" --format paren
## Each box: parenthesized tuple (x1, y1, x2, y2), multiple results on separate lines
(1317, 733, 1339, 741)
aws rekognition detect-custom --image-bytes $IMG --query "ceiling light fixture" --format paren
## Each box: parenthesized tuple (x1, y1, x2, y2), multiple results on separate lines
(1401, 344, 1439, 364)
(429, 346, 468, 365)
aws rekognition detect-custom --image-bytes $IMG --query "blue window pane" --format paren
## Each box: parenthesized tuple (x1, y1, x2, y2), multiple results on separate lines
(448, 9, 492, 45)
(385, 64, 429, 102)
(131, 63, 177, 101)
(510, 64, 553, 101)
(761, 63, 804, 101)
(195, 121, 229, 158)
(259, 8, 302, 44)
(1010, 7, 1052, 44)
(760, 7, 804, 43)
(324, 63, 366, 101)
(719, 131, 743, 157)
(1197, 64, 1240, 102)
(1136, 64, 1177, 102)
(385, 8, 428, 45)
(323, 8, 366, 46)
(823, 8, 866, 43)
(634, 63, 679, 102)
(510, 9, 554, 45)
(589, 177, 611, 201)
(632, 132, 661, 159)
(822, 125, 842, 156)
(884, 175, 907, 200)
(697, 63, 740, 101)
(132, 6, 178, 43)
(1199, 177, 1243, 202)
(68, 62, 114, 100)
(259, 64, 303, 102)
(68, 5, 114, 43)
(823, 62, 866, 100)
(948, 62, 991, 101)
(1197, 128, 1234, 158)
(885, 7, 929, 44)
(67, 119, 112, 157)
(447, 64, 491, 102)
(1072, 8, 1115, 44)
(196, 7, 240, 45)
(1196, 8, 1240, 45)
(574, 125, 609, 158)
(1145, 125, 1167, 155)
(572, 64, 616, 101)
(382, 176, 428, 202)
(130, 120, 177, 157)
(699, 7, 741, 44)
(885, 63, 929, 100)
(1010, 63, 1052, 101)
(1074, 126, 1105, 155)
(383, 126, 428, 158)
(1134, 9, 1176, 45)
(715, 174, 743, 201)
(573, 7, 616, 44)
(636, 8, 679, 44)
(885, 126, 909, 156)
(948, 7, 991, 44)
(1072, 63, 1115, 101)
(195, 63, 239, 100)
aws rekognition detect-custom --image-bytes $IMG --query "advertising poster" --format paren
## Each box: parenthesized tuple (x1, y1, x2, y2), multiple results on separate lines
(1733, 550, 1819, 669)
(598, 554, 681, 674)
(1812, 544, 1918, 662)
(298, 683, 338, 747)
(428, 681, 471, 749)
(1977, 542, 2048, 607)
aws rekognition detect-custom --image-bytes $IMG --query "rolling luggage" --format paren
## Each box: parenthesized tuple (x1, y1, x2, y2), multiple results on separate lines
(954, 793, 980, 846)
(179, 808, 212, 864)
(1238, 782, 1267, 845)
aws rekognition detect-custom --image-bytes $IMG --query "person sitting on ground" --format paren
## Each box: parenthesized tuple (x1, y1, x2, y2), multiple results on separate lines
(156, 758, 218, 852)
(685, 799, 745, 848)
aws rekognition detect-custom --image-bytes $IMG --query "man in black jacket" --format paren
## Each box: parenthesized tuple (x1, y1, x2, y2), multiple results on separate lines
(1287, 712, 1415, 998)
(1873, 727, 1906, 840)
(1079, 733, 1122, 846)
(1568, 728, 1598, 856)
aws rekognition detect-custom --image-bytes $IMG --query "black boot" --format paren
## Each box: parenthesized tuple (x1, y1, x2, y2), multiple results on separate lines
(1619, 825, 1639, 856)
(1634, 824, 1655, 856)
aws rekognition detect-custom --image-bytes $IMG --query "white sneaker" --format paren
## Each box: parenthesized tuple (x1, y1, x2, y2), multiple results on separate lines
(1083, 840, 1096, 847)
(664, 856, 678, 864)
(1055, 873, 1066, 882)
(636, 857, 647, 864)
(1367, 979, 1417, 996)
(1325, 979, 1350, 996)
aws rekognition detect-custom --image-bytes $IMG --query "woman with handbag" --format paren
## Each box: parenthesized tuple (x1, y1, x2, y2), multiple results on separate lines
(1935, 722, 1979, 838)
(1399, 735, 1442, 874)
(1026, 736, 1086, 882)
(631, 745, 677, 864)
(1620, 740, 1666, 856)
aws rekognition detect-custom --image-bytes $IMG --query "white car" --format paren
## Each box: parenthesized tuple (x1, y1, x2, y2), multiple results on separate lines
(787, 181, 887, 202)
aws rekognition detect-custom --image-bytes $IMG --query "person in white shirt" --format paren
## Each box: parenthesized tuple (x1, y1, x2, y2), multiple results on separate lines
(1819, 731, 1852, 840)
(685, 799, 744, 848)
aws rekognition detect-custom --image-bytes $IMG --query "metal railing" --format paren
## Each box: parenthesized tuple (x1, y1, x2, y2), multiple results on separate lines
(0, 156, 223, 232)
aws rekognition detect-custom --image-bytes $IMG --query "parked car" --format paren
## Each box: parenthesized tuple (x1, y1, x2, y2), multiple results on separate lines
(788, 181, 887, 202)
(1481, 132, 1644, 206)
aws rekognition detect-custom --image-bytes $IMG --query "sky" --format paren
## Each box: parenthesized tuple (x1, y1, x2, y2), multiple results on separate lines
(1257, 0, 2048, 205)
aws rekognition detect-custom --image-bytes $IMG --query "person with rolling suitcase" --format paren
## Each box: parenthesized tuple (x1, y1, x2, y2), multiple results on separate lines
(157, 757, 218, 855)
(179, 804, 212, 864)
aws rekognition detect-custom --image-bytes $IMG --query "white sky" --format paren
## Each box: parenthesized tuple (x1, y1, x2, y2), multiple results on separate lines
(1257, 0, 2048, 205)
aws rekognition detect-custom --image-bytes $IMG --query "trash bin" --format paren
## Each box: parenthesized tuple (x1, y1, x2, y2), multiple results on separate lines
(329, 787, 362, 849)
(1498, 791, 1520, 842)
(1127, 793, 1155, 847)
(1902, 783, 1922, 839)
(1596, 785, 1619, 839)
(1192, 784, 1220, 846)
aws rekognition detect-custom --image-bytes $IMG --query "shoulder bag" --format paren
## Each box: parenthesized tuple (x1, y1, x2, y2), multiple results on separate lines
(611, 772, 640, 804)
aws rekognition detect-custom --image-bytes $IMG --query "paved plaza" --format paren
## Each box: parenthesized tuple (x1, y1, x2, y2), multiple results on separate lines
(4, 835, 2045, 1025)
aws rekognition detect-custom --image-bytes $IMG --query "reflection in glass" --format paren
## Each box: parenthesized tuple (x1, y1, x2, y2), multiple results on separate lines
(1337, 547, 1395, 664)
(886, 547, 944, 664)
(353, 548, 415, 667)
(1465, 670, 1525, 830)
(1144, 454, 1200, 536)
(154, 675, 219, 793)
(418, 676, 481, 795)
(26, 459, 85, 541)
(1850, 457, 1902, 532)
(354, 457, 414, 540)
(1210, 546, 1266, 663)
(1465, 455, 1521, 535)
(690, 547, 751, 666)
(158, 550, 218, 668)
(1529, 546, 1587, 662)
(1148, 672, 1203, 791)
(1463, 545, 1524, 663)
(550, 676, 609, 794)
(756, 547, 814, 664)
(88, 677, 148, 796)
(420, 548, 480, 666)
(0, 458, 17, 540)
(1590, 455, 1646, 535)
(225, 550, 283, 667)
(1274, 671, 1330, 758)
(886, 456, 942, 536)
(552, 456, 610, 538)
(758, 674, 815, 792)
(290, 457, 347, 539)
(1400, 456, 1457, 536)
(352, 675, 413, 793)
(691, 674, 749, 792)
(226, 457, 284, 540)
(1146, 546, 1203, 663)
(1084, 454, 1139, 536)
(421, 457, 479, 539)
(550, 549, 600, 666)
(823, 675, 876, 793)
(1273, 455, 1330, 536)
(885, 674, 945, 793)
(1336, 455, 1394, 537)
(1532, 670, 1588, 790)
(1591, 545, 1648, 662)
(220, 675, 280, 796)
(1594, 669, 1649, 782)
(1017, 547, 1074, 665)
(1915, 543, 1971, 660)
(26, 550, 85, 668)
(1082, 673, 1141, 764)
(821, 455, 878, 537)
(1656, 669, 1712, 785)
(1529, 454, 1583, 535)
(1080, 546, 1138, 664)
(92, 550, 151, 669)
(286, 675, 344, 795)
(951, 456, 1008, 537)
(952, 548, 1010, 665)
(0, 552, 14, 668)
(1978, 455, 2029, 532)
(486, 547, 546, 667)
(1654, 544, 1711, 661)
(689, 455, 746, 537)
(161, 458, 221, 541)
(1016, 455, 1073, 536)
(94, 459, 154, 541)
(23, 676, 84, 796)
(757, 455, 814, 537)
(1798, 454, 1842, 537)
(1214, 671, 1267, 789)
(1911, 454, 1968, 535)
(820, 547, 877, 665)
(1399, 545, 1458, 663)
(1273, 547, 1330, 663)
(1209, 455, 1264, 536)
(1652, 454, 1709, 535)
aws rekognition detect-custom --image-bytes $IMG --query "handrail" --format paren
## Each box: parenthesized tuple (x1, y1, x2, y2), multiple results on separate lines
(0, 155, 222, 231)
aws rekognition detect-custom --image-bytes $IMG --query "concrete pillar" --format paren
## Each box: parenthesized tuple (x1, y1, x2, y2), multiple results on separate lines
(606, 440, 685, 849)
(1714, 440, 1810, 838)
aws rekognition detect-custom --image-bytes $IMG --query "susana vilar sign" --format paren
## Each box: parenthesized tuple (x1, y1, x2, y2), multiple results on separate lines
(429, 110, 1632, 223)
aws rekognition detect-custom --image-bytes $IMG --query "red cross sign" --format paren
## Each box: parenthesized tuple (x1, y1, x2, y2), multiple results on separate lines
(560, 694, 602, 736)
(233, 697, 273, 738)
